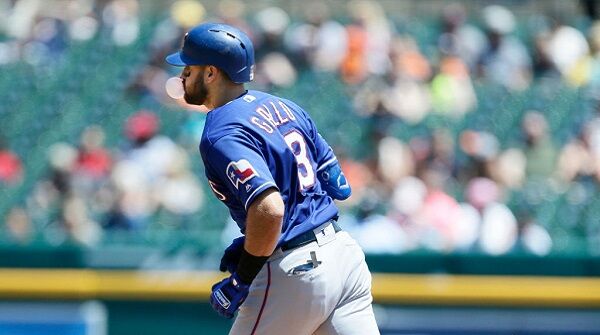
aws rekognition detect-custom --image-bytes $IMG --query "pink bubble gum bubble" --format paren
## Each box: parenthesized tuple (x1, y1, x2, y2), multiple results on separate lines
(165, 76, 185, 99)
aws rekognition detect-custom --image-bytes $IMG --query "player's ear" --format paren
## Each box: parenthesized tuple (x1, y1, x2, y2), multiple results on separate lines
(205, 65, 218, 83)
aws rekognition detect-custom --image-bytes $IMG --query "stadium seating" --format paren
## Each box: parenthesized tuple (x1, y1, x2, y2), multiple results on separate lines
(1, 10, 599, 258)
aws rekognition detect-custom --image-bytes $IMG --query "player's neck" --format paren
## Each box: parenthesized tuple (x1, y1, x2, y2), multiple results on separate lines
(206, 84, 246, 110)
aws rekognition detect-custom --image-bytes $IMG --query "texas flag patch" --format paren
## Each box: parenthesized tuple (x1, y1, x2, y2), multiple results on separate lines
(226, 159, 258, 189)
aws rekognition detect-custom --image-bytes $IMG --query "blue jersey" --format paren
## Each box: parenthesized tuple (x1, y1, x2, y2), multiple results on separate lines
(200, 90, 339, 245)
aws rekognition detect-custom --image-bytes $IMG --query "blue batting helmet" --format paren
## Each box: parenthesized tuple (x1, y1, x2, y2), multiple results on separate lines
(166, 23, 255, 83)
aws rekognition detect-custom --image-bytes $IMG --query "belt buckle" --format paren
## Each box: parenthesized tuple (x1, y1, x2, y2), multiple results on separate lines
(313, 222, 336, 246)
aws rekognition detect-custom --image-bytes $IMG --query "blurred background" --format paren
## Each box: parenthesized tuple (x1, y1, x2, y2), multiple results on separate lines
(1, 0, 600, 334)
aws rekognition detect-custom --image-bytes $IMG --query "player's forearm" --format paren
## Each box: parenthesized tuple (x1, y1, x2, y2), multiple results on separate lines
(244, 188, 284, 257)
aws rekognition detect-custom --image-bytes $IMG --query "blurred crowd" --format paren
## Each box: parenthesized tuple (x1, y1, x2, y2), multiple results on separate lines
(5, 111, 204, 246)
(0, 0, 141, 65)
(2, 0, 600, 256)
(1, 0, 205, 246)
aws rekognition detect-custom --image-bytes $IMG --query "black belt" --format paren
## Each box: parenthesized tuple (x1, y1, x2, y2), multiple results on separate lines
(280, 220, 341, 251)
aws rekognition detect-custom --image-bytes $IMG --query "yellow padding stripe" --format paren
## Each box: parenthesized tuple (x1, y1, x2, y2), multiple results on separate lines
(371, 273, 600, 307)
(0, 269, 223, 300)
(0, 269, 600, 307)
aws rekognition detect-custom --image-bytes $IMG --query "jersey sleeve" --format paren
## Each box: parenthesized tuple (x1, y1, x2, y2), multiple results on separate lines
(314, 132, 337, 172)
(204, 134, 278, 210)
(304, 114, 337, 173)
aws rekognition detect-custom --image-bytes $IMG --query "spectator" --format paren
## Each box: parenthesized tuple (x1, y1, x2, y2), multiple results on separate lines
(154, 147, 204, 219)
(106, 110, 184, 229)
(75, 125, 112, 180)
(47, 142, 79, 196)
(108, 159, 157, 230)
(465, 177, 518, 255)
(410, 130, 457, 184)
(253, 7, 296, 88)
(531, 16, 562, 80)
(285, 1, 348, 72)
(340, 15, 369, 84)
(354, 36, 432, 124)
(123, 110, 179, 181)
(170, 0, 205, 30)
(587, 21, 600, 89)
(350, 1, 392, 77)
(337, 155, 375, 207)
(0, 146, 22, 185)
(437, 2, 487, 71)
(430, 54, 477, 118)
(102, 0, 140, 46)
(521, 111, 558, 179)
(381, 36, 432, 123)
(546, 16, 591, 86)
(389, 176, 427, 251)
(346, 190, 410, 254)
(457, 129, 500, 182)
(375, 136, 414, 187)
(428, 130, 457, 178)
(488, 148, 527, 189)
(415, 169, 462, 252)
(557, 120, 599, 183)
(216, 0, 248, 30)
(70, 126, 114, 219)
(61, 196, 102, 246)
(518, 213, 553, 256)
(477, 5, 532, 90)
(67, 3, 99, 42)
(254, 6, 290, 58)
(4, 206, 32, 245)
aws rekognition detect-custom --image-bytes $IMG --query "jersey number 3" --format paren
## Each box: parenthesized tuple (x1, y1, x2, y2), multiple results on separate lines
(284, 131, 315, 191)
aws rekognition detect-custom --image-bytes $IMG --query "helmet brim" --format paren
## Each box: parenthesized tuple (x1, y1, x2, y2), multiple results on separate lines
(165, 52, 188, 66)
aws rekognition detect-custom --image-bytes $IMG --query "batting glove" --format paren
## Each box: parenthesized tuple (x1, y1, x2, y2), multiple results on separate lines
(219, 236, 245, 273)
(210, 272, 250, 319)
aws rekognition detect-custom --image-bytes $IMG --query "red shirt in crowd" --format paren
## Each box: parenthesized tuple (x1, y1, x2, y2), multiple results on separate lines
(76, 149, 112, 178)
(0, 150, 23, 183)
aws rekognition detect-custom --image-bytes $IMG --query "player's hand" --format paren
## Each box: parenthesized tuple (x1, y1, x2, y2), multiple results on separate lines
(210, 272, 250, 319)
(219, 236, 245, 273)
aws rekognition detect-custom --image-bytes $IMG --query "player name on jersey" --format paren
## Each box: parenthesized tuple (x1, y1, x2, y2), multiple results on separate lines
(250, 98, 297, 134)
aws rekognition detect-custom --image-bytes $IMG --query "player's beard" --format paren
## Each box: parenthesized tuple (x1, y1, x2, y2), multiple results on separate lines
(184, 76, 208, 106)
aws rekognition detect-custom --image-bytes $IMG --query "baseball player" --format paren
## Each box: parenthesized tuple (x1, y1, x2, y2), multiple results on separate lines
(166, 23, 379, 334)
